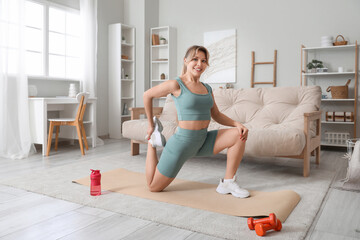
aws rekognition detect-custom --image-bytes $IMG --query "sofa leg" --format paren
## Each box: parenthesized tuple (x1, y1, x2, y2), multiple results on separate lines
(303, 153, 310, 177)
(315, 146, 320, 165)
(131, 140, 139, 156)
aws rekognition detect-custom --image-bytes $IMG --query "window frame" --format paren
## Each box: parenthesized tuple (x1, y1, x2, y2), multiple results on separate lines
(26, 0, 81, 81)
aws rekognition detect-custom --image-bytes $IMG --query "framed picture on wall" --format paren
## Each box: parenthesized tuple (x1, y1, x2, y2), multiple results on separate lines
(202, 29, 236, 83)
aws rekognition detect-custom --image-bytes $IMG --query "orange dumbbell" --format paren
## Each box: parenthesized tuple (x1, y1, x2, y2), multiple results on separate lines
(247, 213, 277, 230)
(255, 219, 282, 236)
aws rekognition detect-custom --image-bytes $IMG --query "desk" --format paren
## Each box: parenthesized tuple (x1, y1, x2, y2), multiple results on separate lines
(29, 97, 97, 156)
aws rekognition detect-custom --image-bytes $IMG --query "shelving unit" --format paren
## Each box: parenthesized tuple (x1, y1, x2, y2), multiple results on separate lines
(301, 42, 358, 147)
(150, 26, 176, 107)
(108, 23, 135, 139)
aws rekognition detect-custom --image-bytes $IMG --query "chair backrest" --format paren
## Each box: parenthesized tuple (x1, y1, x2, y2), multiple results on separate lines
(75, 92, 90, 122)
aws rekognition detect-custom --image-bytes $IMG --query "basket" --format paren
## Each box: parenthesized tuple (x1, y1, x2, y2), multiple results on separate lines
(326, 79, 351, 99)
(333, 35, 348, 46)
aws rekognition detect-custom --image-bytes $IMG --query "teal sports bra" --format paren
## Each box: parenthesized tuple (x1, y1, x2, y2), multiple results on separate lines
(171, 77, 214, 121)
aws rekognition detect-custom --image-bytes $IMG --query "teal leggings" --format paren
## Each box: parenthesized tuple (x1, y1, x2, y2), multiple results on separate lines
(157, 127, 218, 178)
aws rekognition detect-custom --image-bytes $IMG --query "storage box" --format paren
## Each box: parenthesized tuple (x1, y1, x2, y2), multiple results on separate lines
(325, 132, 350, 145)
(325, 111, 354, 122)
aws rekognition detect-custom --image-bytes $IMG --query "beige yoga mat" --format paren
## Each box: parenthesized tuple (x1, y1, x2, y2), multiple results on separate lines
(74, 168, 300, 222)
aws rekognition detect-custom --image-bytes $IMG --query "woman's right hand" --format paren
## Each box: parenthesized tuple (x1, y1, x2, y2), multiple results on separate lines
(146, 124, 154, 140)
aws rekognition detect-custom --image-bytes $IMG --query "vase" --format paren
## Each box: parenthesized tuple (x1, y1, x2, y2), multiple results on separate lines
(68, 84, 77, 98)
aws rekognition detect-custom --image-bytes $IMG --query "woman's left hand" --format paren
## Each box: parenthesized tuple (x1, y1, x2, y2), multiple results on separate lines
(235, 122, 248, 141)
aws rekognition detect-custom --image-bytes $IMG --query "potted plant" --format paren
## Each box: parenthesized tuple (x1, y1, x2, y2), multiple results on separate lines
(160, 37, 166, 45)
(122, 36, 126, 44)
(307, 59, 324, 73)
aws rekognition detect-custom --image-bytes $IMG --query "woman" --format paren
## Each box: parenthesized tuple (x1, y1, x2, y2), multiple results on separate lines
(143, 45, 249, 198)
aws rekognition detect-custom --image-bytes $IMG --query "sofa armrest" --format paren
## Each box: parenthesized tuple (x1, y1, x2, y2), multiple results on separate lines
(304, 110, 321, 137)
(129, 107, 163, 120)
(303, 110, 322, 177)
(304, 111, 322, 120)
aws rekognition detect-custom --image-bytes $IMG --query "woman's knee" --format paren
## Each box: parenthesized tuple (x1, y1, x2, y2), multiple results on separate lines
(229, 128, 244, 145)
(147, 183, 164, 192)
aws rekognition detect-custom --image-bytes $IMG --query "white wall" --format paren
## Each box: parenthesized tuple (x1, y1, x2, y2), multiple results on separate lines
(158, 0, 360, 88)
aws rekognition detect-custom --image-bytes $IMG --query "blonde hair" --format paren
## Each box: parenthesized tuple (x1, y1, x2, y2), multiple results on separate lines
(181, 45, 210, 75)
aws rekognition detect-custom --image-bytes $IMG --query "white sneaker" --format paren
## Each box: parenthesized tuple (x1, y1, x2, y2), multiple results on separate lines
(153, 116, 163, 132)
(216, 176, 250, 198)
(148, 117, 166, 148)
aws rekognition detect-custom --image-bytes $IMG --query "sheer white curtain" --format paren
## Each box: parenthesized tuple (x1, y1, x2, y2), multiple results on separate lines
(80, 0, 97, 97)
(0, 0, 35, 159)
(80, 0, 103, 145)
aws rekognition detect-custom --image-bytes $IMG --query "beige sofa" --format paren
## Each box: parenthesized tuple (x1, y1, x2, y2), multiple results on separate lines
(122, 86, 322, 177)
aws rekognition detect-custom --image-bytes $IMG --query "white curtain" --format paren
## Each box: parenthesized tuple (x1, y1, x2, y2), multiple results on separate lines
(80, 0, 97, 98)
(0, 0, 35, 159)
(80, 0, 103, 146)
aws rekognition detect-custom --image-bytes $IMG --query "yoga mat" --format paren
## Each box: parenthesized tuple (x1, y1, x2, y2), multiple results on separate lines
(74, 168, 300, 222)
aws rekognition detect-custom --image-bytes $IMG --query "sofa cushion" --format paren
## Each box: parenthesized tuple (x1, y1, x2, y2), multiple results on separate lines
(122, 119, 178, 143)
(213, 86, 321, 131)
(159, 94, 177, 122)
(207, 121, 305, 156)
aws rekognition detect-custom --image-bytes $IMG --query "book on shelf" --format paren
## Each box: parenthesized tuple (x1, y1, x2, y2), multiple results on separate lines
(152, 34, 159, 45)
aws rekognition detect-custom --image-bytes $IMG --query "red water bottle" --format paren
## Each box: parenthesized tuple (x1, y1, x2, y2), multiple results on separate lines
(90, 169, 101, 196)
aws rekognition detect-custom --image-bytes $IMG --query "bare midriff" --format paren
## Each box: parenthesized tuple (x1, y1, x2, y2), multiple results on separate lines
(178, 120, 210, 130)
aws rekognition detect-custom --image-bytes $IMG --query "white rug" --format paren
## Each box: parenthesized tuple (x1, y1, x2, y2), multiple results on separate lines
(0, 151, 336, 240)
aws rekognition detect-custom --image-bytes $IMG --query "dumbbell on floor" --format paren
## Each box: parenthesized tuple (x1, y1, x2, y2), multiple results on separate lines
(247, 213, 277, 230)
(255, 219, 282, 236)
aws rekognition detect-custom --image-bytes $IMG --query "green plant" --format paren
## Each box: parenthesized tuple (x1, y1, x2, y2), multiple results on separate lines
(307, 59, 324, 69)
(160, 37, 166, 40)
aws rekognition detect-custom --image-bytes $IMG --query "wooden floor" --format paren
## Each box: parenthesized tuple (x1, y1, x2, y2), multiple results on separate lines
(0, 139, 359, 240)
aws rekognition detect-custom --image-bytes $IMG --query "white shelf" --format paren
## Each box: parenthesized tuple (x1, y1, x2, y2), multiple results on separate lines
(152, 60, 168, 63)
(152, 44, 168, 48)
(304, 72, 355, 76)
(301, 42, 358, 143)
(121, 59, 134, 63)
(321, 99, 355, 102)
(150, 26, 176, 107)
(303, 44, 357, 51)
(321, 141, 346, 147)
(122, 43, 133, 47)
(151, 26, 169, 30)
(151, 79, 168, 82)
(321, 121, 354, 125)
(109, 23, 136, 139)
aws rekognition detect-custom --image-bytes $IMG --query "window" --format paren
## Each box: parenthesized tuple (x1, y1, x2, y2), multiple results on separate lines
(25, 1, 44, 75)
(0, 0, 24, 74)
(24, 0, 81, 79)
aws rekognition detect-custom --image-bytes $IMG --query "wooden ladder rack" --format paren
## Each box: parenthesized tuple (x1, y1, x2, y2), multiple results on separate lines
(251, 50, 277, 87)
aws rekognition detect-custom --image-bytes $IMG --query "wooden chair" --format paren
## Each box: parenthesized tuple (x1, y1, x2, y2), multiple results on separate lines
(46, 92, 90, 156)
